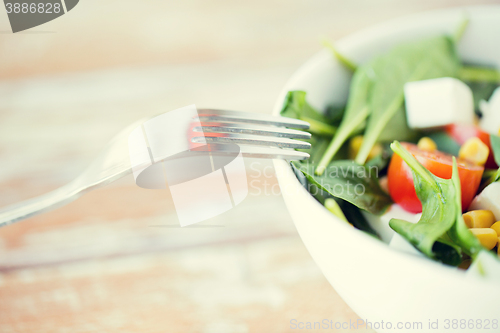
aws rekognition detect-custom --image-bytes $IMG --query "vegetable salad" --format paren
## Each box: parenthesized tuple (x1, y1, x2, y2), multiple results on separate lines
(284, 19, 500, 270)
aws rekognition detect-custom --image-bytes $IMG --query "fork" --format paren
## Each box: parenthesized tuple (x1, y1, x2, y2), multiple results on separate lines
(0, 109, 310, 227)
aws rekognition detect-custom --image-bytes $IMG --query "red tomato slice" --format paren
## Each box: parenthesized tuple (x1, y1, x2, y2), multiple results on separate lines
(445, 123, 497, 169)
(188, 120, 227, 150)
(388, 142, 484, 213)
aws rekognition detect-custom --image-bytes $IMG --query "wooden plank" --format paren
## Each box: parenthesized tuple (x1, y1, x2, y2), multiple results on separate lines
(0, 237, 371, 333)
(1, 0, 487, 330)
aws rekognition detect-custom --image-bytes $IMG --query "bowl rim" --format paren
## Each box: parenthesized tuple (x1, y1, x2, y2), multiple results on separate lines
(272, 4, 500, 288)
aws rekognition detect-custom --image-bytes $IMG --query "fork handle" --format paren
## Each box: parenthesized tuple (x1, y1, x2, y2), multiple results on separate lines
(0, 109, 311, 227)
(0, 166, 130, 228)
(0, 185, 82, 227)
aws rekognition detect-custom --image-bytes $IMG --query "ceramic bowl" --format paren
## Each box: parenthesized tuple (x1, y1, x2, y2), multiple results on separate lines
(273, 6, 500, 333)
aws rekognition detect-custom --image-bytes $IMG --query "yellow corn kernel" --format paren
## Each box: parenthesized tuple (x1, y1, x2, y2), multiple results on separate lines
(348, 136, 364, 160)
(470, 228, 498, 250)
(491, 221, 500, 237)
(462, 210, 496, 228)
(458, 137, 490, 166)
(417, 137, 437, 152)
(368, 143, 383, 160)
(348, 135, 382, 161)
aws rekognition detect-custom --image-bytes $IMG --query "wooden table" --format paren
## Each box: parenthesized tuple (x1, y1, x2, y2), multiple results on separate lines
(0, 0, 492, 331)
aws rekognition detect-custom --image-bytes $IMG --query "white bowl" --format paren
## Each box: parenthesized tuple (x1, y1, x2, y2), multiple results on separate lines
(273, 6, 500, 333)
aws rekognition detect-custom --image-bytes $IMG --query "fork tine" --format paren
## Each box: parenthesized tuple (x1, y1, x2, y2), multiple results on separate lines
(184, 145, 310, 160)
(197, 109, 310, 129)
(193, 123, 311, 140)
(191, 134, 311, 149)
(237, 146, 309, 160)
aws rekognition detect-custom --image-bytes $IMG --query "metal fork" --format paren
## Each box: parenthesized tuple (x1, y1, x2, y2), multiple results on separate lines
(0, 109, 310, 227)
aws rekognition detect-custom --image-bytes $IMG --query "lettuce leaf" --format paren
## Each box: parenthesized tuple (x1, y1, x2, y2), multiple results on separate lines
(389, 141, 492, 266)
(316, 35, 460, 174)
(292, 160, 391, 215)
(388, 141, 461, 265)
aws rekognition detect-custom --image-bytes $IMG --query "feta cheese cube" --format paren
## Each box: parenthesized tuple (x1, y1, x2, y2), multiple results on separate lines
(469, 182, 500, 220)
(365, 204, 423, 255)
(466, 251, 500, 284)
(404, 77, 474, 129)
(363, 204, 421, 243)
(479, 87, 500, 134)
(389, 233, 424, 257)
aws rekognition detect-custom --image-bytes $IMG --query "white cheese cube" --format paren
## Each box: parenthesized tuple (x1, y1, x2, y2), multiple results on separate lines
(404, 77, 474, 129)
(362, 204, 421, 243)
(469, 182, 500, 220)
(466, 251, 500, 284)
(479, 87, 500, 134)
(389, 233, 424, 257)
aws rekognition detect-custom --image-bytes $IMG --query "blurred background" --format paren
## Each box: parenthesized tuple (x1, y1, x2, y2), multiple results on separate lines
(0, 1, 496, 332)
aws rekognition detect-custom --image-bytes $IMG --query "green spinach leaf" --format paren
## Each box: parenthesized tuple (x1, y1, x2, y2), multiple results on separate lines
(316, 67, 372, 174)
(356, 36, 461, 164)
(460, 65, 499, 113)
(292, 171, 380, 238)
(280, 90, 336, 136)
(426, 131, 461, 156)
(459, 66, 500, 83)
(322, 40, 358, 72)
(465, 80, 499, 113)
(377, 106, 419, 142)
(303, 135, 331, 165)
(338, 200, 380, 238)
(489, 134, 500, 166)
(325, 104, 345, 126)
(290, 161, 309, 190)
(292, 160, 392, 215)
(317, 35, 461, 173)
(486, 135, 500, 184)
(453, 17, 469, 43)
(447, 161, 485, 259)
(388, 141, 461, 266)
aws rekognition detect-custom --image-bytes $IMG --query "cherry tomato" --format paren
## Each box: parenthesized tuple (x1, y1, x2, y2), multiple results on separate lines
(188, 119, 226, 150)
(387, 142, 484, 213)
(445, 124, 497, 169)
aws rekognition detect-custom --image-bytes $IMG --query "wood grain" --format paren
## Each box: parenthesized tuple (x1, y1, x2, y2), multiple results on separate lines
(0, 0, 492, 331)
